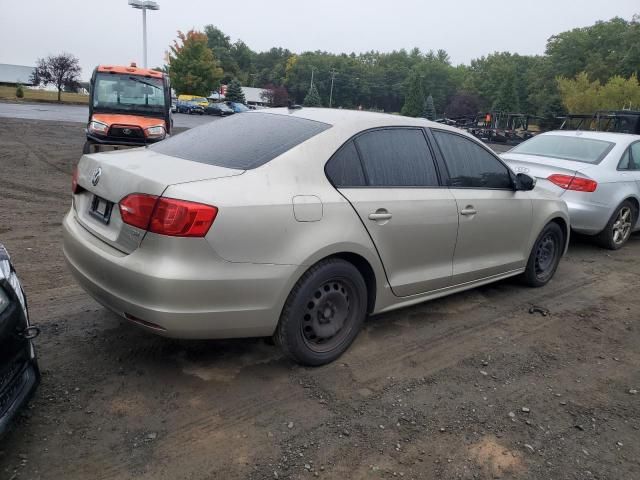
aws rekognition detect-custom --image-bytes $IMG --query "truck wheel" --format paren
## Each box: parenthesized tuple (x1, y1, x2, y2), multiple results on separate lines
(275, 259, 367, 366)
(82, 141, 92, 154)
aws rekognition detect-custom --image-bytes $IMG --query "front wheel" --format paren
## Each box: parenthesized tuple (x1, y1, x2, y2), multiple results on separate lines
(595, 200, 636, 250)
(275, 259, 367, 366)
(521, 222, 564, 287)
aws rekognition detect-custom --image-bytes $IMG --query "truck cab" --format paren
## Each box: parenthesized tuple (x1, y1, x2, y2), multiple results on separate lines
(84, 64, 172, 154)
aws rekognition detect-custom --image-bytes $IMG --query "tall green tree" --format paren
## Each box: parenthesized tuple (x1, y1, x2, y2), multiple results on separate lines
(401, 70, 424, 117)
(204, 25, 239, 82)
(225, 79, 246, 103)
(169, 30, 223, 96)
(423, 94, 436, 120)
(546, 17, 640, 83)
(303, 84, 322, 107)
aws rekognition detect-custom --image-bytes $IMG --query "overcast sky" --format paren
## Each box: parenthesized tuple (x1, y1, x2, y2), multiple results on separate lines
(0, 0, 637, 80)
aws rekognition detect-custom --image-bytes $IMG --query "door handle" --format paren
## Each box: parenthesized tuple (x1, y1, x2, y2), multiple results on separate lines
(368, 209, 392, 221)
(460, 206, 477, 216)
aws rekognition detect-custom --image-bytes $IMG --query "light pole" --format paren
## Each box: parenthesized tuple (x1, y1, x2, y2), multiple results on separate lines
(329, 68, 338, 108)
(128, 0, 160, 68)
(310, 66, 317, 89)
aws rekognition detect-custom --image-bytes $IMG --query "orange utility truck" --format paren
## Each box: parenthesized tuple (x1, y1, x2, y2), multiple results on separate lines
(84, 63, 172, 153)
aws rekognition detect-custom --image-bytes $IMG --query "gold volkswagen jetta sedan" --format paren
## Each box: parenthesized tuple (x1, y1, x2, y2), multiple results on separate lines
(63, 108, 569, 365)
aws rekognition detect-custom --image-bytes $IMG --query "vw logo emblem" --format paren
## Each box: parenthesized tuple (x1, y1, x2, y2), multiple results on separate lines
(122, 128, 132, 135)
(515, 166, 529, 173)
(91, 167, 102, 186)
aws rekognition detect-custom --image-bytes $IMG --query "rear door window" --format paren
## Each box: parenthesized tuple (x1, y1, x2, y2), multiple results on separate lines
(325, 141, 366, 187)
(630, 142, 640, 170)
(432, 130, 513, 189)
(151, 112, 331, 169)
(354, 128, 439, 187)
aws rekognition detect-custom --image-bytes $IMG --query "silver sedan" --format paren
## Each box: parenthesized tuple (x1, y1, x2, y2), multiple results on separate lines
(502, 131, 640, 249)
(63, 108, 569, 365)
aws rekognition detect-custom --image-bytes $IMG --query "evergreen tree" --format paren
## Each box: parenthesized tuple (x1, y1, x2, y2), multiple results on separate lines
(225, 79, 246, 103)
(423, 94, 436, 120)
(303, 84, 322, 107)
(401, 71, 424, 117)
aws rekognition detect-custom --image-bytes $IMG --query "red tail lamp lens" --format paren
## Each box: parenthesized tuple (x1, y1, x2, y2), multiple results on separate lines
(547, 174, 597, 192)
(119, 194, 217, 237)
(119, 194, 158, 230)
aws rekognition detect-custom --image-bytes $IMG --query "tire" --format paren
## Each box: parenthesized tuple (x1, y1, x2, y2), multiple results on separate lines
(595, 200, 637, 250)
(521, 222, 564, 287)
(82, 141, 92, 155)
(275, 258, 367, 366)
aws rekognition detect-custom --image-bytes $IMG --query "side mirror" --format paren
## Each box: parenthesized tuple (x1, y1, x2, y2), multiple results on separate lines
(515, 173, 536, 191)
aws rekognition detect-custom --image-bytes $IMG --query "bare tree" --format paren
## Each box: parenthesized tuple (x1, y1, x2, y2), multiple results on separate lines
(31, 53, 81, 102)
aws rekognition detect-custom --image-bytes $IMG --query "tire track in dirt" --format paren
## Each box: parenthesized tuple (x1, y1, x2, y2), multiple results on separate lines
(1, 179, 69, 200)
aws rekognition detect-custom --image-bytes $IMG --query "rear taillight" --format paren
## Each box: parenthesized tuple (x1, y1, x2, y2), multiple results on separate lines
(547, 174, 597, 192)
(119, 194, 218, 237)
(119, 194, 158, 230)
(72, 165, 79, 193)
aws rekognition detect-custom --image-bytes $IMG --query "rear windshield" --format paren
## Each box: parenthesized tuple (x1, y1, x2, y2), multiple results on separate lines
(510, 135, 614, 164)
(152, 112, 331, 169)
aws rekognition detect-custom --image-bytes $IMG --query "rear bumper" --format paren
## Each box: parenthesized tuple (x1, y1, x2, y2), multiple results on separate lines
(563, 194, 612, 235)
(62, 210, 296, 339)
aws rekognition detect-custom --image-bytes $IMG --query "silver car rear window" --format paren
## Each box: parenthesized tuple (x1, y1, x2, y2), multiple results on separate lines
(510, 135, 615, 164)
(152, 112, 331, 169)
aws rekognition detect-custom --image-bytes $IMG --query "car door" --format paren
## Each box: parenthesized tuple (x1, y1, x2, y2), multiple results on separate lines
(430, 129, 533, 284)
(326, 128, 459, 297)
(620, 141, 640, 228)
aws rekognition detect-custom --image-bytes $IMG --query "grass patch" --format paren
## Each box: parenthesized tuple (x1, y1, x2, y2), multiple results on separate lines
(0, 85, 88, 104)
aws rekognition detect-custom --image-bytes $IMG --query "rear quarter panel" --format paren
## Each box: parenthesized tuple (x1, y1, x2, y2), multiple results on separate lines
(526, 187, 571, 253)
(162, 127, 386, 270)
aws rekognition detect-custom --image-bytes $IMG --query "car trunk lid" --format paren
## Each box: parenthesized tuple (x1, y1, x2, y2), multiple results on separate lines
(501, 152, 596, 196)
(73, 148, 243, 253)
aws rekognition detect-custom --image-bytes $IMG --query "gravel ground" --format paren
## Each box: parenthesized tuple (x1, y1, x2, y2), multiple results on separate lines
(0, 117, 639, 480)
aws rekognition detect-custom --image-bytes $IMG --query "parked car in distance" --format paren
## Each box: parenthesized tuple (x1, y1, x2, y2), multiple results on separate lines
(63, 108, 569, 366)
(171, 99, 177, 113)
(177, 95, 209, 108)
(0, 243, 40, 437)
(225, 101, 250, 113)
(177, 100, 205, 115)
(206, 102, 234, 116)
(502, 131, 640, 249)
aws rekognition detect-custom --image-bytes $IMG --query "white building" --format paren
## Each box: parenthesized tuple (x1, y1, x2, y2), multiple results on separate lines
(0, 63, 35, 86)
(209, 86, 270, 107)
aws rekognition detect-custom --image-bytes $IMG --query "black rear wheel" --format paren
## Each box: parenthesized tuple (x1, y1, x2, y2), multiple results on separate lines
(275, 259, 367, 366)
(522, 222, 564, 287)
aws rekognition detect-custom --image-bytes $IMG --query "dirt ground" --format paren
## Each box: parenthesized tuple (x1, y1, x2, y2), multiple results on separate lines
(0, 117, 639, 480)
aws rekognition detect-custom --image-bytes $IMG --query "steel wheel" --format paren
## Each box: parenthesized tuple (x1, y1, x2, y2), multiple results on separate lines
(522, 222, 564, 287)
(612, 206, 633, 246)
(534, 233, 557, 279)
(275, 259, 367, 366)
(301, 278, 356, 353)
